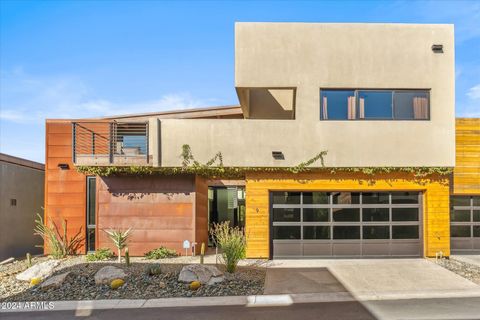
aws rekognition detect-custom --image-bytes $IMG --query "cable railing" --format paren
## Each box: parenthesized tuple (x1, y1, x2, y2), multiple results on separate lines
(72, 121, 149, 166)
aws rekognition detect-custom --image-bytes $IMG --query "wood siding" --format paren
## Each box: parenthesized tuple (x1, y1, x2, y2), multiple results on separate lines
(454, 118, 480, 195)
(97, 175, 203, 256)
(245, 172, 450, 258)
(45, 121, 87, 254)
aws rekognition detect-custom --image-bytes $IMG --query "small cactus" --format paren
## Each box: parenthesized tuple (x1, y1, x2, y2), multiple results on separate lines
(200, 242, 205, 264)
(26, 253, 32, 267)
(110, 278, 125, 289)
(145, 264, 162, 276)
(189, 281, 201, 290)
(125, 247, 130, 266)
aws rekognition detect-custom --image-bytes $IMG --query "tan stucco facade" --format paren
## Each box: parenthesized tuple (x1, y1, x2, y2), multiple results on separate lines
(155, 23, 455, 168)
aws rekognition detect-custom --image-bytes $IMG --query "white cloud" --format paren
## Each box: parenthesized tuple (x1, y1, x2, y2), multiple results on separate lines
(0, 69, 216, 124)
(467, 84, 480, 100)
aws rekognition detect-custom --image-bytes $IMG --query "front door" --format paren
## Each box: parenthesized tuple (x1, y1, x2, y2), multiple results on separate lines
(208, 187, 245, 245)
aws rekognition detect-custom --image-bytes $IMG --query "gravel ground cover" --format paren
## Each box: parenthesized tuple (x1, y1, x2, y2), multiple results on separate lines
(0, 256, 265, 302)
(434, 257, 480, 285)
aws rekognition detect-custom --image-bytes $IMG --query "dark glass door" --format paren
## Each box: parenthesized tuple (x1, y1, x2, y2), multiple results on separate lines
(208, 187, 245, 244)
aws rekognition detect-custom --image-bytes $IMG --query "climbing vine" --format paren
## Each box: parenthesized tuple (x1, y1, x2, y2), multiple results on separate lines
(75, 144, 452, 180)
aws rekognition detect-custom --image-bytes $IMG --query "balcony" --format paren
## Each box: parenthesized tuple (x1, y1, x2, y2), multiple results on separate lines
(72, 121, 151, 166)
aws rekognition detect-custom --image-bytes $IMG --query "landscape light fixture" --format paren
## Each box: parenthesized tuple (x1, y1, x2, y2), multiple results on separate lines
(272, 151, 285, 160)
(58, 163, 69, 170)
(431, 44, 443, 53)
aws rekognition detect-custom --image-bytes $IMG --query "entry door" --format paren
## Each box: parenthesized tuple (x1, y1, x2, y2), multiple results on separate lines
(208, 187, 245, 228)
(450, 196, 480, 253)
(270, 191, 422, 258)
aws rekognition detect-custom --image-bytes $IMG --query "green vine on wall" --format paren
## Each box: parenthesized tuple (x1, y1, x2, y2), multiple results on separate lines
(75, 144, 452, 180)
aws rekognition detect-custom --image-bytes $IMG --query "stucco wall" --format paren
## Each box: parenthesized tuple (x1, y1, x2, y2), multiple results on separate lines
(0, 161, 44, 260)
(158, 23, 455, 168)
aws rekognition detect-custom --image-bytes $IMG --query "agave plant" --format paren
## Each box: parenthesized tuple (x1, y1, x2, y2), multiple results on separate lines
(103, 228, 132, 263)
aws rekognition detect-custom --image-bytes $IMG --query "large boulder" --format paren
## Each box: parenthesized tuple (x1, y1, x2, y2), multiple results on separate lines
(178, 264, 224, 285)
(40, 271, 71, 290)
(16, 260, 60, 281)
(94, 266, 126, 285)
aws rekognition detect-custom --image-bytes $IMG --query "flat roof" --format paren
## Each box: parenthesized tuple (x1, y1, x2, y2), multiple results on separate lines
(0, 153, 45, 171)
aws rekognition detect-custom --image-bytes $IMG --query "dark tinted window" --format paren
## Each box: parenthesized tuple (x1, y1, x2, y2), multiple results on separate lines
(363, 226, 390, 239)
(392, 208, 419, 221)
(362, 192, 389, 204)
(304, 226, 330, 239)
(87, 229, 95, 252)
(450, 226, 471, 238)
(358, 91, 392, 119)
(303, 192, 329, 204)
(303, 208, 329, 222)
(450, 210, 471, 222)
(273, 208, 300, 222)
(87, 177, 96, 225)
(451, 196, 471, 207)
(332, 192, 360, 204)
(391, 192, 419, 204)
(333, 226, 360, 239)
(363, 208, 389, 222)
(474, 211, 480, 222)
(272, 192, 301, 205)
(473, 197, 480, 207)
(320, 90, 355, 120)
(474, 226, 480, 237)
(333, 208, 360, 222)
(273, 226, 301, 240)
(392, 225, 419, 239)
(394, 91, 429, 120)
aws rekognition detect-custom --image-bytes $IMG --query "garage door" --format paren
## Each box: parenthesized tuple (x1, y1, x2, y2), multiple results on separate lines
(450, 196, 480, 253)
(270, 191, 422, 258)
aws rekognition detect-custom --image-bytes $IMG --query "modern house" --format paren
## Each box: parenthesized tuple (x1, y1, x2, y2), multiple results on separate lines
(44, 23, 480, 259)
(1, 153, 44, 260)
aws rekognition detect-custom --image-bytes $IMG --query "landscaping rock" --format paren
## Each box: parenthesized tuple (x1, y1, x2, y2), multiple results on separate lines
(94, 266, 126, 285)
(40, 271, 71, 290)
(178, 264, 224, 285)
(16, 260, 60, 281)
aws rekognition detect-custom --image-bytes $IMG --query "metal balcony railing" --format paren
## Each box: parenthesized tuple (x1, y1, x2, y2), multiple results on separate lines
(72, 121, 149, 166)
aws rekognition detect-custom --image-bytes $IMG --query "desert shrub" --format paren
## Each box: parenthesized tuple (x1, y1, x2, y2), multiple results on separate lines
(86, 248, 115, 262)
(34, 213, 84, 259)
(144, 246, 178, 259)
(209, 222, 246, 273)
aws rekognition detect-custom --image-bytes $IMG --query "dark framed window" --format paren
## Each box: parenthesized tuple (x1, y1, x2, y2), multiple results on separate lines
(363, 226, 390, 239)
(363, 208, 389, 222)
(303, 208, 329, 222)
(273, 208, 301, 222)
(392, 225, 419, 239)
(320, 89, 430, 120)
(273, 226, 301, 240)
(86, 176, 96, 252)
(272, 192, 301, 205)
(333, 226, 360, 239)
(304, 226, 330, 239)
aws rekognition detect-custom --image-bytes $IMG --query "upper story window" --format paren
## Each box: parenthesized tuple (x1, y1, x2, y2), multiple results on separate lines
(320, 89, 430, 120)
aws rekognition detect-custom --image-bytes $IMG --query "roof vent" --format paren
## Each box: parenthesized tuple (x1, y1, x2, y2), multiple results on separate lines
(432, 44, 443, 53)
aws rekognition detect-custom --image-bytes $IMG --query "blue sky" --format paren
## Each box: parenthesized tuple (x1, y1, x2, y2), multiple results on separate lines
(1, 0, 479, 162)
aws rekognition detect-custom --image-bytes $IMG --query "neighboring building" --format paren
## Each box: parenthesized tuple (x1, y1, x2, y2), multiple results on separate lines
(0, 153, 44, 260)
(44, 23, 480, 259)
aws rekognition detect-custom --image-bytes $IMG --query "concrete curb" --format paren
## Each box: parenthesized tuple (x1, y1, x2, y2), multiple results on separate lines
(2, 290, 480, 313)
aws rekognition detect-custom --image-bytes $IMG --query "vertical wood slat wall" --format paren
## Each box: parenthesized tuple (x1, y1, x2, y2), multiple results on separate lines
(45, 120, 87, 254)
(454, 118, 480, 195)
(245, 172, 450, 258)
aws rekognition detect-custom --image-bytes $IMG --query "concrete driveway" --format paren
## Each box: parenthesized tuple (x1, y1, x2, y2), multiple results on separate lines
(265, 259, 480, 298)
(452, 255, 480, 267)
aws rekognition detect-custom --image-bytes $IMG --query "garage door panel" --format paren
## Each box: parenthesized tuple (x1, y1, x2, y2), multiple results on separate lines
(273, 241, 302, 257)
(450, 195, 480, 253)
(390, 241, 421, 256)
(332, 243, 361, 256)
(303, 242, 332, 256)
(362, 242, 390, 256)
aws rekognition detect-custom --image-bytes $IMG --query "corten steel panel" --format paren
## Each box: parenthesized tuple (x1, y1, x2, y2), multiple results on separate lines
(195, 176, 209, 254)
(45, 121, 87, 254)
(97, 175, 198, 256)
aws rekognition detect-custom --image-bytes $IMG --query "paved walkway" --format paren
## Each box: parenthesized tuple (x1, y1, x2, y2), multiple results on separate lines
(452, 254, 480, 267)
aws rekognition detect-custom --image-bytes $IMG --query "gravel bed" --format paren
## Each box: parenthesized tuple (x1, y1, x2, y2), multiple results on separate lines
(434, 257, 480, 285)
(0, 256, 265, 302)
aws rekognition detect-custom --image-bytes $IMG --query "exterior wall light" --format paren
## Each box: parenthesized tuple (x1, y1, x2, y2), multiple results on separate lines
(432, 44, 443, 53)
(58, 163, 69, 170)
(272, 151, 284, 160)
